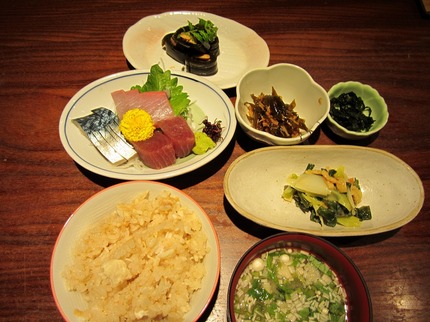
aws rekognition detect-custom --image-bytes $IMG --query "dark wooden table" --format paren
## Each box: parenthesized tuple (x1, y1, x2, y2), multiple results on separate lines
(1, 1, 429, 321)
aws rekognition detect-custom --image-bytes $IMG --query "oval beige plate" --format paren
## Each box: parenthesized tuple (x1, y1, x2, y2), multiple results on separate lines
(224, 146, 424, 237)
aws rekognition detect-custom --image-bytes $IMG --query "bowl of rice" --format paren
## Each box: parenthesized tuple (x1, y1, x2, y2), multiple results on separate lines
(227, 232, 371, 322)
(50, 181, 220, 322)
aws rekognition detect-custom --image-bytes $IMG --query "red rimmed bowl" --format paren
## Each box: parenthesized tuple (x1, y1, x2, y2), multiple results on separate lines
(227, 232, 372, 321)
(51, 180, 220, 322)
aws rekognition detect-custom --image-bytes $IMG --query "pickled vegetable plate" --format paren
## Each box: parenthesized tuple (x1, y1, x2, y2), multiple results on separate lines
(224, 146, 424, 237)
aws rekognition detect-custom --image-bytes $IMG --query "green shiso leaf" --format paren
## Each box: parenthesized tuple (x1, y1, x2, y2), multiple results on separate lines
(131, 64, 190, 117)
(187, 18, 218, 44)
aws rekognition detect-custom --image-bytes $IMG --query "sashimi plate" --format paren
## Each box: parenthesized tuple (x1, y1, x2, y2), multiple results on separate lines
(122, 11, 270, 89)
(59, 69, 236, 180)
(224, 146, 424, 237)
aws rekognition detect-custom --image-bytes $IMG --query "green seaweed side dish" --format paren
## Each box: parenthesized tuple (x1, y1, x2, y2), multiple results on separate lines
(329, 92, 375, 132)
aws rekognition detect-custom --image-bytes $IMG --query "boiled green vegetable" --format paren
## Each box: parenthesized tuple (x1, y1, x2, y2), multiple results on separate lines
(185, 18, 218, 46)
(282, 163, 372, 227)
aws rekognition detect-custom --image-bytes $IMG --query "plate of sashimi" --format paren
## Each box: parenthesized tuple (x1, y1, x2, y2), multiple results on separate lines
(59, 64, 237, 180)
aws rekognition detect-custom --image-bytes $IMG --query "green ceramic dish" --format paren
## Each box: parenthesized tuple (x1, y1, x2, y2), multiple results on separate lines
(327, 81, 388, 140)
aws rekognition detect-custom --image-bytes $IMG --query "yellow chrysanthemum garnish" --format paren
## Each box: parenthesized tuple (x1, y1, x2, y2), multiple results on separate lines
(119, 108, 155, 142)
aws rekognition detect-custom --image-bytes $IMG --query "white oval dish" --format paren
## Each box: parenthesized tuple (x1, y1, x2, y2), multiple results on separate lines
(50, 181, 220, 321)
(224, 146, 424, 237)
(122, 11, 270, 89)
(59, 69, 236, 180)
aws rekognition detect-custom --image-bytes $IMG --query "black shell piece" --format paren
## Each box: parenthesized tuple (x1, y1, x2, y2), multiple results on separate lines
(173, 26, 220, 56)
(161, 29, 219, 76)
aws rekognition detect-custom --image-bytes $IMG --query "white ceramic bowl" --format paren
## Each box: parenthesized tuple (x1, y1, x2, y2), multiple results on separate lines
(50, 181, 220, 321)
(327, 81, 389, 140)
(235, 63, 330, 145)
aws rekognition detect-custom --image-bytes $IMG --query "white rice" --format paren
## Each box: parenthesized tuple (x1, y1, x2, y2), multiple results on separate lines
(62, 190, 209, 322)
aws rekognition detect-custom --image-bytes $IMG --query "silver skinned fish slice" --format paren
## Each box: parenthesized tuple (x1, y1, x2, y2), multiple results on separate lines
(73, 107, 136, 165)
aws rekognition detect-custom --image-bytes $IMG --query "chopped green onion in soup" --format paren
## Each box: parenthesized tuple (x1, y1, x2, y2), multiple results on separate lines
(234, 248, 347, 322)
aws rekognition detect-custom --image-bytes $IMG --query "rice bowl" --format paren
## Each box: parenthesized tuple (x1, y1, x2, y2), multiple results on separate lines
(50, 181, 220, 321)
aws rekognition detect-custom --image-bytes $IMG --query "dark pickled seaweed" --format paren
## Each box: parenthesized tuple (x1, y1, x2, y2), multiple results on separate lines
(329, 92, 375, 132)
(202, 119, 223, 143)
(245, 87, 308, 138)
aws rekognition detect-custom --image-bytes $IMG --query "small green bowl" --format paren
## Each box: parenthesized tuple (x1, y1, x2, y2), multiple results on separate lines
(327, 81, 389, 140)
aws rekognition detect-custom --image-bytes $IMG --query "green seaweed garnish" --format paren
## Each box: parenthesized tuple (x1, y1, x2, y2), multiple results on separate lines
(330, 92, 375, 132)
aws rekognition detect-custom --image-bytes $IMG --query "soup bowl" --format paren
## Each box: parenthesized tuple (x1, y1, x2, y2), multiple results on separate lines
(227, 232, 372, 321)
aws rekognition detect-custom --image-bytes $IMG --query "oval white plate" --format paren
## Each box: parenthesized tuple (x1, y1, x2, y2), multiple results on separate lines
(59, 69, 236, 180)
(122, 11, 270, 89)
(224, 146, 424, 237)
(50, 181, 220, 321)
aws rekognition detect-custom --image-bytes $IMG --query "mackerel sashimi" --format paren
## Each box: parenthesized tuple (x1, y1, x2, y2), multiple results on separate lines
(111, 88, 196, 169)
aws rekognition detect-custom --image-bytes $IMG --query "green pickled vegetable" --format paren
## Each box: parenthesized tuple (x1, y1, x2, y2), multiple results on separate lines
(282, 164, 372, 227)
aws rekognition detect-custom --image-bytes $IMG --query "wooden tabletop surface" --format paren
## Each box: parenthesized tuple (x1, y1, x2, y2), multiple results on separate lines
(1, 0, 429, 321)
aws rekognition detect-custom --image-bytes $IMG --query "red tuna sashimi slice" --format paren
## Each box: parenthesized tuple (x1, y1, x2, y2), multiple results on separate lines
(111, 89, 174, 123)
(157, 116, 195, 158)
(132, 131, 176, 169)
